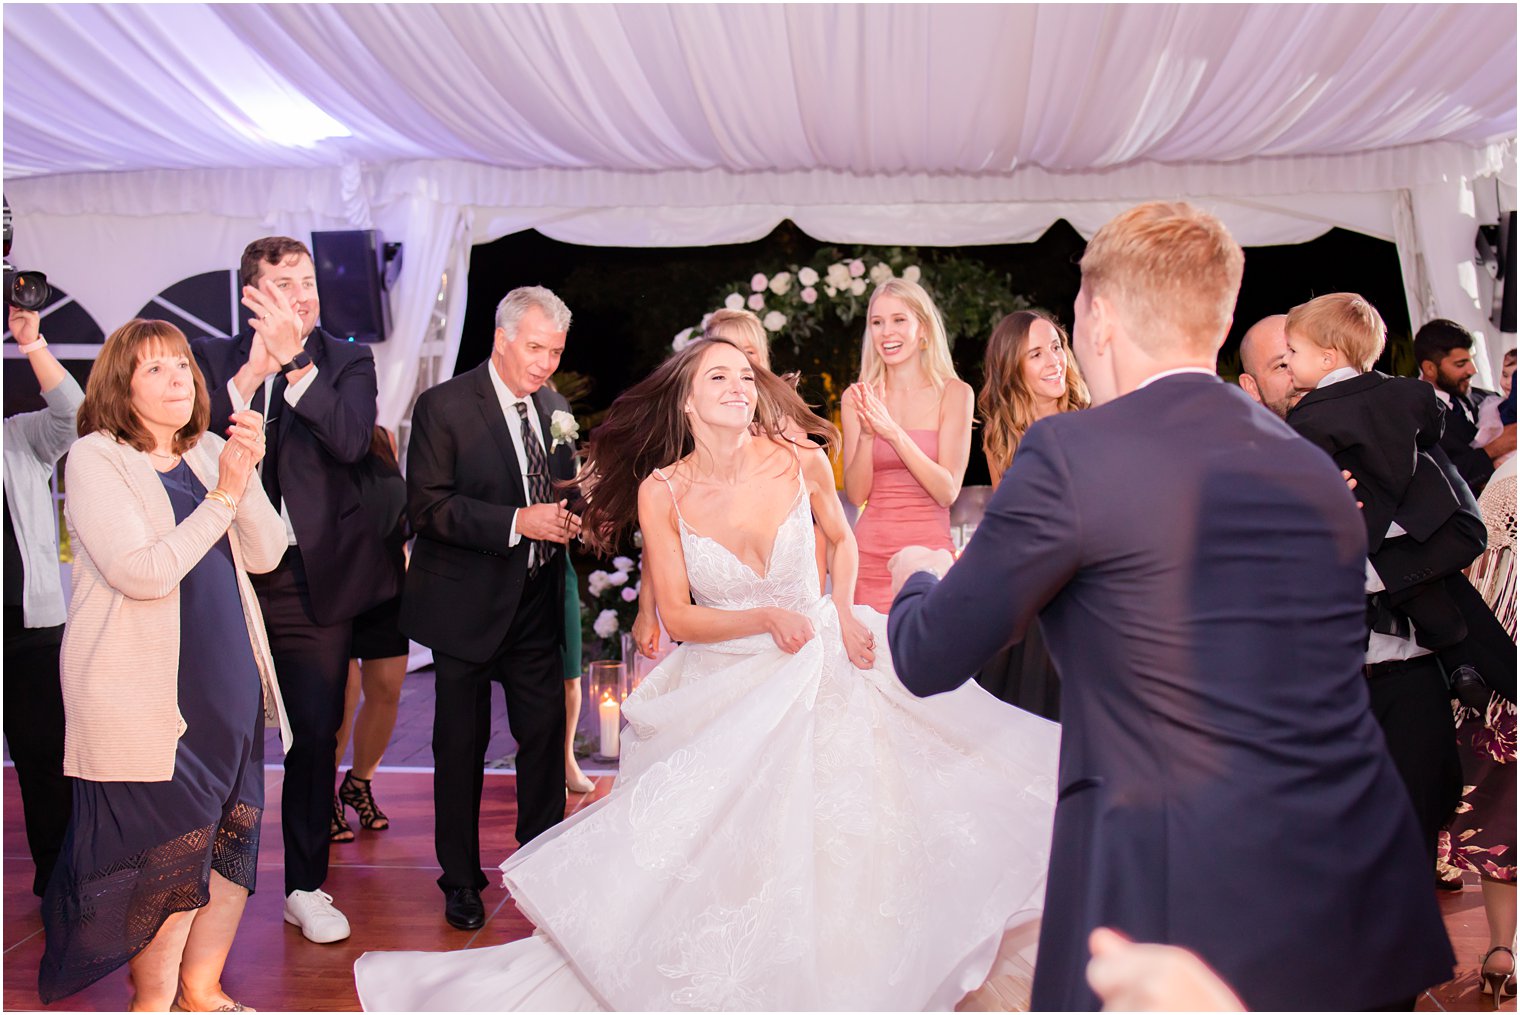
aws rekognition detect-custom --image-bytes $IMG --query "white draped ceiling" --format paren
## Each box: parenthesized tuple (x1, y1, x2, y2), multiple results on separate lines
(3, 2, 1516, 420)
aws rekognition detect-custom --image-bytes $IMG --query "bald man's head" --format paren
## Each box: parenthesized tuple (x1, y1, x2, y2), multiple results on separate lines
(1240, 315, 1287, 376)
(1238, 315, 1296, 418)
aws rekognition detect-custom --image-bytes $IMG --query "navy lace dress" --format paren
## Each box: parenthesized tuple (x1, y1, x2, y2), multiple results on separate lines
(39, 460, 265, 1002)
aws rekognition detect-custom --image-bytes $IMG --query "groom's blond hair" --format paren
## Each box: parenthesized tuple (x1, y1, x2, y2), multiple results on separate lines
(1080, 202, 1244, 357)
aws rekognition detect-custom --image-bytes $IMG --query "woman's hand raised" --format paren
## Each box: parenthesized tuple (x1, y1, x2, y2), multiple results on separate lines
(849, 383, 904, 446)
(214, 410, 266, 502)
(846, 383, 877, 438)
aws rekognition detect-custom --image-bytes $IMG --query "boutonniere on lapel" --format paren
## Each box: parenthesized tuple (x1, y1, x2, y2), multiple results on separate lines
(549, 410, 580, 452)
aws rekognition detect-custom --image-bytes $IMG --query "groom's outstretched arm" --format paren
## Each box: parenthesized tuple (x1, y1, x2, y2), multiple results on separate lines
(888, 423, 1083, 696)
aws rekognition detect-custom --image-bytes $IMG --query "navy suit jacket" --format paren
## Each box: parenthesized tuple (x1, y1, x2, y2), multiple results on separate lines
(399, 363, 574, 664)
(192, 326, 393, 626)
(888, 374, 1453, 1011)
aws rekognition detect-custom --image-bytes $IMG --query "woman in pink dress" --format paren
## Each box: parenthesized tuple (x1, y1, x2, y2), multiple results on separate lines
(843, 279, 974, 612)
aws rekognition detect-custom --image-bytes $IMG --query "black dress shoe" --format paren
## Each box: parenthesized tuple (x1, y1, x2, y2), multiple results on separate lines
(443, 887, 485, 930)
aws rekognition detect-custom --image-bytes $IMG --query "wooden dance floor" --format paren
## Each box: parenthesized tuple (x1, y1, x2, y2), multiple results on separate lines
(2, 764, 1512, 1012)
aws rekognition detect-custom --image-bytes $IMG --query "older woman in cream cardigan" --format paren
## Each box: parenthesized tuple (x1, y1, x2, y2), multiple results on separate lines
(39, 319, 291, 1012)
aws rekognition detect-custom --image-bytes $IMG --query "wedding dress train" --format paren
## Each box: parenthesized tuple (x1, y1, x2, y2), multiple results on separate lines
(356, 472, 1059, 1011)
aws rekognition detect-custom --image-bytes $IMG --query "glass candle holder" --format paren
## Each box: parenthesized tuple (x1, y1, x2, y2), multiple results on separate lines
(587, 659, 625, 761)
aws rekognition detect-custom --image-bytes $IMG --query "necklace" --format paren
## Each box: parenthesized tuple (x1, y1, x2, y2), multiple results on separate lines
(148, 450, 180, 462)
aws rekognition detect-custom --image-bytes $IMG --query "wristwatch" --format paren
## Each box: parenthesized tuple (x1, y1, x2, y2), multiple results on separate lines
(280, 350, 313, 375)
(16, 335, 47, 355)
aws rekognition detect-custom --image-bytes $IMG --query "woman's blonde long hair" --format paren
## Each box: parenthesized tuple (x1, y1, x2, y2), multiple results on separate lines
(703, 309, 770, 370)
(979, 310, 1089, 477)
(857, 279, 958, 389)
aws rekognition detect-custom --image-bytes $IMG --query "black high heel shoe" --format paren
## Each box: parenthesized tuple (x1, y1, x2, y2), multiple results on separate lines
(330, 793, 354, 844)
(339, 770, 390, 831)
(1481, 945, 1516, 1005)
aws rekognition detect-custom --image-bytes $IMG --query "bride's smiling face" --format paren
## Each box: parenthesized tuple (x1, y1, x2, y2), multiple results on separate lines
(685, 342, 757, 433)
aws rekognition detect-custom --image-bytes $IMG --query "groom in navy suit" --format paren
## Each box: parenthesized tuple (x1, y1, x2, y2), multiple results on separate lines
(887, 203, 1453, 1010)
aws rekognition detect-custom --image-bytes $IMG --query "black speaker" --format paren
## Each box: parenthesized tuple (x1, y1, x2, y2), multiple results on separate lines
(312, 230, 389, 343)
(1499, 210, 1516, 333)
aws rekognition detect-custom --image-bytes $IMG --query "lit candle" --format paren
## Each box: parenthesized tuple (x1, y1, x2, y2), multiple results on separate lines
(598, 691, 620, 759)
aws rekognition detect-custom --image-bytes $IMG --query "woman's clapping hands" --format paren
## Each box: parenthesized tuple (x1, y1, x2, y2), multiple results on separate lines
(846, 382, 903, 445)
(215, 410, 266, 501)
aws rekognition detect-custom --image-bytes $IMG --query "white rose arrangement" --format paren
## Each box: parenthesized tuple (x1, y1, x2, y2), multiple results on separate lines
(668, 248, 1024, 398)
(583, 553, 643, 657)
(592, 609, 620, 640)
(674, 253, 928, 353)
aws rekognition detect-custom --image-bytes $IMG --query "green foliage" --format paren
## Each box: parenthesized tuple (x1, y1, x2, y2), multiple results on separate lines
(548, 369, 610, 437)
(549, 370, 593, 411)
(1216, 348, 1242, 384)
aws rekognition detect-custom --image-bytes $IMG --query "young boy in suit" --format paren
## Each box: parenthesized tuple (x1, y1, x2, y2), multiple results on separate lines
(1284, 293, 1507, 701)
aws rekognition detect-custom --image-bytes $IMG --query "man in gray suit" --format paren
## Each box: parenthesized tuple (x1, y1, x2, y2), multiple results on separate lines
(888, 203, 1452, 1010)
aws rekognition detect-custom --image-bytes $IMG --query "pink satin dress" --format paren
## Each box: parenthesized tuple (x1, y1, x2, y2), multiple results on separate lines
(852, 428, 955, 613)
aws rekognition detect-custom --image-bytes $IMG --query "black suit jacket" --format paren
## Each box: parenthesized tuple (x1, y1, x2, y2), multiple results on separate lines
(399, 363, 575, 663)
(1287, 371, 1457, 549)
(1435, 384, 1499, 495)
(1289, 372, 1482, 593)
(192, 326, 392, 625)
(888, 375, 1453, 1011)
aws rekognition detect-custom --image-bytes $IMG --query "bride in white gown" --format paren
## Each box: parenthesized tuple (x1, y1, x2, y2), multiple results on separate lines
(355, 338, 1060, 1011)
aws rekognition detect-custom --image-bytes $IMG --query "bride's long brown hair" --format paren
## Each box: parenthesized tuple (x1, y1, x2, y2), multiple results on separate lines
(572, 338, 837, 554)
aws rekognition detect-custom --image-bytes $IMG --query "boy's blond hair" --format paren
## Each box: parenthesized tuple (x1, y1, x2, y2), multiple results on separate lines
(1285, 293, 1386, 372)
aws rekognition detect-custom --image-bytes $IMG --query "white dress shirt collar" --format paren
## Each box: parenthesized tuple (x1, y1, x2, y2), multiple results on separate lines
(487, 359, 534, 415)
(1316, 366, 1361, 389)
(1136, 366, 1216, 390)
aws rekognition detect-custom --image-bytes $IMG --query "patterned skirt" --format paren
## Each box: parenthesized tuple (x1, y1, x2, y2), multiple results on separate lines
(1438, 692, 1517, 884)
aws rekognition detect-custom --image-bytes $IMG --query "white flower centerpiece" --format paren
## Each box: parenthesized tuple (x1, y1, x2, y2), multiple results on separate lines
(666, 248, 971, 359)
(583, 554, 643, 660)
(675, 255, 927, 354)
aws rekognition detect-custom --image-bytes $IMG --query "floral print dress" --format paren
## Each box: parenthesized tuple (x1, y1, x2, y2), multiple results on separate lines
(1438, 469, 1516, 884)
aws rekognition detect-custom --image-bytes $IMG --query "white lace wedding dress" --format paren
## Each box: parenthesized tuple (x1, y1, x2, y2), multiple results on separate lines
(355, 471, 1060, 1011)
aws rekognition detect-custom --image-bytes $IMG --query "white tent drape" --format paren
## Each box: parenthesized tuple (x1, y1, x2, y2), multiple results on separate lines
(8, 5, 1512, 178)
(5, 3, 1516, 404)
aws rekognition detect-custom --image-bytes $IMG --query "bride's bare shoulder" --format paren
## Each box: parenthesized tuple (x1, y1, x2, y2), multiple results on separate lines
(639, 463, 687, 512)
(795, 442, 832, 479)
(753, 434, 806, 471)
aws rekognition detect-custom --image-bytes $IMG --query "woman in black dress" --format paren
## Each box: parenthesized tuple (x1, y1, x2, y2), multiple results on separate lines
(334, 426, 410, 840)
(40, 319, 289, 1010)
(973, 311, 1090, 720)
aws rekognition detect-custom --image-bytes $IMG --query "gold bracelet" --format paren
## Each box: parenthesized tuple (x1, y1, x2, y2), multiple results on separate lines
(205, 489, 238, 513)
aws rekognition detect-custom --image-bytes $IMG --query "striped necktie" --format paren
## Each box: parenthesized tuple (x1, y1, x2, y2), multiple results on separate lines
(516, 400, 555, 576)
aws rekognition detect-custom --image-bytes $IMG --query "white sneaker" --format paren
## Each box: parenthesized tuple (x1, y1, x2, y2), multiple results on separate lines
(283, 889, 351, 943)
